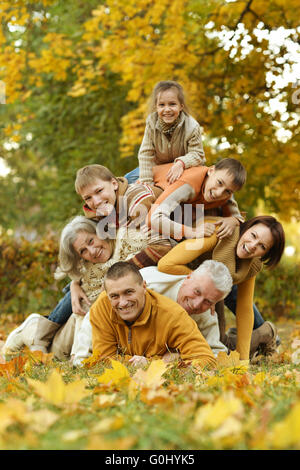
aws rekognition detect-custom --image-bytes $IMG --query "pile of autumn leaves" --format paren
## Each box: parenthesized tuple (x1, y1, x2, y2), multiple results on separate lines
(0, 326, 299, 450)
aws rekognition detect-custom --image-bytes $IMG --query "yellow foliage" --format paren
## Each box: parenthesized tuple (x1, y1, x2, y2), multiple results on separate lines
(193, 392, 244, 431)
(269, 401, 300, 449)
(132, 359, 168, 388)
(97, 359, 130, 386)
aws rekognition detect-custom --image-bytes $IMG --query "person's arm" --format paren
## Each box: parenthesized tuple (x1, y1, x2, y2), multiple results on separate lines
(168, 310, 216, 367)
(70, 280, 91, 316)
(146, 181, 196, 240)
(127, 239, 173, 269)
(138, 123, 156, 183)
(157, 234, 218, 275)
(235, 277, 256, 361)
(71, 312, 93, 366)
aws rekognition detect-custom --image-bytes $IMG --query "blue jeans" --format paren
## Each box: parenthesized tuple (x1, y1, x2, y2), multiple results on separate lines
(48, 283, 73, 324)
(224, 285, 265, 330)
(124, 167, 139, 184)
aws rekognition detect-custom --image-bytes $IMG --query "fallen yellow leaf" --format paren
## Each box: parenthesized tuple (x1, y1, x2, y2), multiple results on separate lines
(97, 359, 130, 386)
(132, 359, 167, 388)
(27, 369, 89, 405)
(216, 350, 241, 368)
(194, 392, 244, 432)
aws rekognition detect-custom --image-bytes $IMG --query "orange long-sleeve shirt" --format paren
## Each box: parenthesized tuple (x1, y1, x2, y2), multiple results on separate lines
(147, 163, 243, 239)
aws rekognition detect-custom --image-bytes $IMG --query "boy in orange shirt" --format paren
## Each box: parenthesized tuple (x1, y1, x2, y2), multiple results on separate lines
(147, 157, 246, 241)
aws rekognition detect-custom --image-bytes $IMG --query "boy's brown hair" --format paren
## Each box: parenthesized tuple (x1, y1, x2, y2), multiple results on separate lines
(214, 158, 247, 190)
(75, 164, 116, 194)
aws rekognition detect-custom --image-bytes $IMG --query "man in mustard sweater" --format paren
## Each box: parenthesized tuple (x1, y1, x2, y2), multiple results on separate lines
(89, 262, 217, 368)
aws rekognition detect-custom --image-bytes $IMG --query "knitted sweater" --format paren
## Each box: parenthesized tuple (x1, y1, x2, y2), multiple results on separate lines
(76, 227, 172, 310)
(147, 164, 243, 239)
(157, 219, 262, 360)
(83, 177, 162, 229)
(90, 288, 216, 367)
(138, 112, 205, 183)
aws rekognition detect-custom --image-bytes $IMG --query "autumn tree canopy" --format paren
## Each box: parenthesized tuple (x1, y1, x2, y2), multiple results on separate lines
(0, 0, 299, 235)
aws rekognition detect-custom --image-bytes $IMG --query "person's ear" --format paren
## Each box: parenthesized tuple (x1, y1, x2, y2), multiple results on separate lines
(210, 304, 216, 316)
(207, 166, 215, 176)
(112, 178, 119, 190)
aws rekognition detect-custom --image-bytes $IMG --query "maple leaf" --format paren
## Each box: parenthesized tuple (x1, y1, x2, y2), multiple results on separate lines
(0, 356, 27, 378)
(26, 350, 54, 365)
(97, 359, 130, 386)
(132, 359, 168, 389)
(193, 392, 244, 432)
(216, 350, 241, 368)
(27, 369, 89, 406)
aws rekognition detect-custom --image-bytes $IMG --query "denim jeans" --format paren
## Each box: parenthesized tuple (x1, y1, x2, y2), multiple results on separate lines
(224, 284, 265, 330)
(48, 283, 73, 324)
(124, 167, 139, 184)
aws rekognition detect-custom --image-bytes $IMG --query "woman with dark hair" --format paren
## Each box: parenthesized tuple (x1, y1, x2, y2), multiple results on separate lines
(157, 215, 285, 361)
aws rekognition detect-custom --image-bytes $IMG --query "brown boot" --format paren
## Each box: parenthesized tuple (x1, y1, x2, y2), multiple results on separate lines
(223, 322, 278, 359)
(23, 315, 61, 352)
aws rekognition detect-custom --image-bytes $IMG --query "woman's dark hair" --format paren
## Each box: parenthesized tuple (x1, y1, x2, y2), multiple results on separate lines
(239, 215, 285, 269)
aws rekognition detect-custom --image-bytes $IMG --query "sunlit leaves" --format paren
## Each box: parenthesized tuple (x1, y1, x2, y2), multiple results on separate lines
(97, 359, 131, 386)
(0, 324, 299, 449)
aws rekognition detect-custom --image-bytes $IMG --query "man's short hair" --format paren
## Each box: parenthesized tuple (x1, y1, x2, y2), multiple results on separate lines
(214, 158, 247, 190)
(75, 164, 116, 194)
(191, 260, 233, 298)
(104, 261, 144, 286)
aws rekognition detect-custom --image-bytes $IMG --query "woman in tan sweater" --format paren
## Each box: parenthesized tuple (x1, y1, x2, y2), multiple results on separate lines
(157, 215, 285, 361)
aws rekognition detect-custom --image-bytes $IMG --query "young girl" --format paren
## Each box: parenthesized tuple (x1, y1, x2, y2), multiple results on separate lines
(124, 80, 205, 185)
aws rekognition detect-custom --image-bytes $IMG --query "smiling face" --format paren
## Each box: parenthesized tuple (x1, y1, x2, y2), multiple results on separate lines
(236, 223, 274, 260)
(177, 274, 224, 316)
(105, 274, 147, 323)
(156, 88, 183, 125)
(203, 167, 239, 203)
(79, 178, 119, 216)
(73, 231, 112, 264)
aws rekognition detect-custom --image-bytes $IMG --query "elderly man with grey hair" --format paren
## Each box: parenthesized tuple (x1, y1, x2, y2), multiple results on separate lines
(139, 260, 233, 358)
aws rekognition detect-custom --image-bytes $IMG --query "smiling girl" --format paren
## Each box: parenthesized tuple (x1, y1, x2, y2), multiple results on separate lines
(125, 80, 205, 185)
